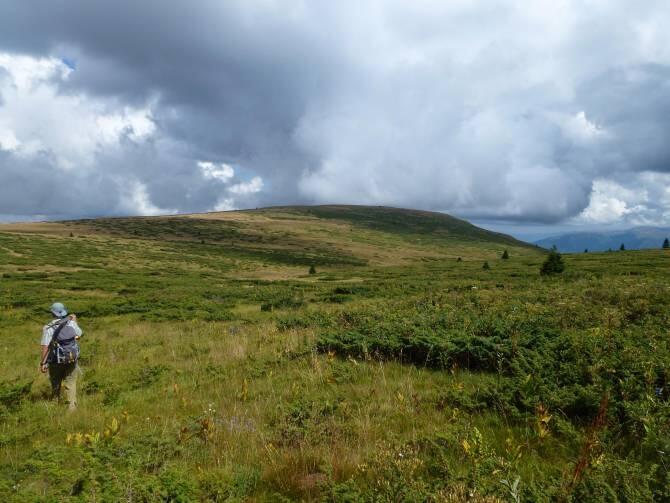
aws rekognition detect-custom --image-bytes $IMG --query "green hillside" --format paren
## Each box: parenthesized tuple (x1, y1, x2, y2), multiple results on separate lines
(67, 205, 536, 262)
(258, 205, 534, 247)
(1, 207, 668, 501)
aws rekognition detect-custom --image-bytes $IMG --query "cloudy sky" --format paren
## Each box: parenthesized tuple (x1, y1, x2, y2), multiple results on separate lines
(1, 1, 669, 239)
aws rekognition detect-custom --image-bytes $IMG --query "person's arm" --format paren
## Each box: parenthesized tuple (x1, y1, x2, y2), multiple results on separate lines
(40, 324, 52, 373)
(40, 345, 49, 373)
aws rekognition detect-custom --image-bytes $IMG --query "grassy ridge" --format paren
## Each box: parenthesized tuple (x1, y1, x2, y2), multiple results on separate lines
(264, 205, 534, 248)
(1, 208, 669, 501)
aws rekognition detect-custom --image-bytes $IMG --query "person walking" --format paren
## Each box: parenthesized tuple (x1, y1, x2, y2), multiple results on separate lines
(40, 302, 83, 410)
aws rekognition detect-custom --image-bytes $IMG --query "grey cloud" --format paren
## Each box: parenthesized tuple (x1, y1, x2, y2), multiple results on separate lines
(1, 1, 670, 226)
(576, 64, 670, 174)
(0, 150, 119, 218)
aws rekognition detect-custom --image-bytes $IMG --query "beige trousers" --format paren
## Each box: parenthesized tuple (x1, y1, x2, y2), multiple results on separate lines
(49, 362, 79, 410)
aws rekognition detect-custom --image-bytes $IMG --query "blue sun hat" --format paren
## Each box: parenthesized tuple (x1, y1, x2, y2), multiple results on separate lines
(50, 302, 68, 318)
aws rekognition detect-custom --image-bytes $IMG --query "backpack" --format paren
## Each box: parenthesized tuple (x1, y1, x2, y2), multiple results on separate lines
(47, 320, 80, 365)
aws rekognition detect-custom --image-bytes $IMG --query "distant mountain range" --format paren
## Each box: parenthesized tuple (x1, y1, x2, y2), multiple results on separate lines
(534, 227, 670, 252)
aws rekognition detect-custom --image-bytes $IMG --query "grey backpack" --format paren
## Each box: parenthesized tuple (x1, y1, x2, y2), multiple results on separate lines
(47, 320, 80, 364)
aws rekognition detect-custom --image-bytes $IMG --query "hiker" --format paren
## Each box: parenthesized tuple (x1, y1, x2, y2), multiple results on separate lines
(40, 302, 83, 410)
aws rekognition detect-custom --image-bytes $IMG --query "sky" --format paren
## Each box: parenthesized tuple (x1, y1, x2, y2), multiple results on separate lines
(1, 1, 669, 240)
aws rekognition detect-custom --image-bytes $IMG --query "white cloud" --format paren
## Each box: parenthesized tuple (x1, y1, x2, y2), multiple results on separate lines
(578, 186, 632, 224)
(198, 161, 235, 182)
(118, 180, 176, 216)
(197, 161, 264, 212)
(0, 53, 71, 89)
(96, 108, 155, 144)
(576, 175, 670, 225)
(0, 52, 155, 170)
(228, 176, 263, 195)
(561, 111, 609, 143)
(213, 198, 235, 211)
(0, 128, 19, 151)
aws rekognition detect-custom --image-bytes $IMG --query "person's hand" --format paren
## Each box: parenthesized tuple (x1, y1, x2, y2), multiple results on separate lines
(40, 363, 48, 373)
(69, 313, 77, 321)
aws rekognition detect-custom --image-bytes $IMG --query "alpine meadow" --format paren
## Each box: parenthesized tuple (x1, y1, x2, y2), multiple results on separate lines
(1, 205, 669, 502)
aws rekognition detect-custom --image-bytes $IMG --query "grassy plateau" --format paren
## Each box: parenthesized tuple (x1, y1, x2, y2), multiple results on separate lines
(0, 205, 669, 502)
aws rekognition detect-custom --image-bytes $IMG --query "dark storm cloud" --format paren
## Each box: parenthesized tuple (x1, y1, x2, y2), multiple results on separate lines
(576, 64, 670, 174)
(0, 149, 119, 218)
(1, 1, 670, 224)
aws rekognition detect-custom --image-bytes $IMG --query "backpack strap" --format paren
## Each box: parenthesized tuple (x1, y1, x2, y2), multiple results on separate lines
(42, 319, 71, 366)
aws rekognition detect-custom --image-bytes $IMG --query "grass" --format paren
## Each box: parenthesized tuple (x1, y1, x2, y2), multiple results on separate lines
(0, 206, 668, 501)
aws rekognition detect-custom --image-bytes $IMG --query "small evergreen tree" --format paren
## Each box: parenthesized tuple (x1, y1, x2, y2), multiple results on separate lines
(663, 238, 669, 249)
(309, 264, 316, 275)
(501, 250, 509, 260)
(620, 243, 625, 251)
(540, 249, 565, 275)
(456, 257, 462, 262)
(482, 261, 490, 270)
(584, 248, 588, 253)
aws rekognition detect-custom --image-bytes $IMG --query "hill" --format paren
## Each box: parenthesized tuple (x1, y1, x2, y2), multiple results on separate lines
(535, 226, 670, 252)
(0, 205, 537, 277)
(1, 206, 669, 501)
(260, 205, 531, 247)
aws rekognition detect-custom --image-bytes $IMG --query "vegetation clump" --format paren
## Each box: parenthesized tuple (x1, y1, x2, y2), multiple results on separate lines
(540, 249, 565, 275)
(501, 249, 509, 260)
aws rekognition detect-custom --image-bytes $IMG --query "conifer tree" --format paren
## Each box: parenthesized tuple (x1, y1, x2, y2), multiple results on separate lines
(309, 264, 316, 275)
(540, 249, 565, 275)
(501, 249, 509, 260)
(482, 261, 490, 270)
(620, 243, 625, 251)
(663, 238, 669, 249)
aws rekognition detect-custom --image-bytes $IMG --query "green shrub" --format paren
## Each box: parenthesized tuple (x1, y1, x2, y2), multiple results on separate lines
(132, 365, 169, 389)
(158, 468, 198, 502)
(0, 380, 32, 410)
(261, 295, 304, 312)
(276, 312, 333, 331)
(570, 457, 655, 502)
(540, 250, 565, 275)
